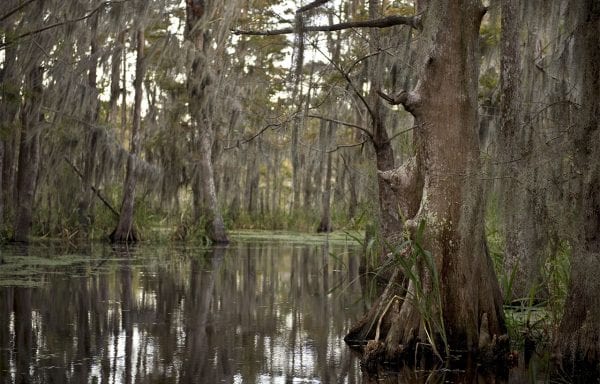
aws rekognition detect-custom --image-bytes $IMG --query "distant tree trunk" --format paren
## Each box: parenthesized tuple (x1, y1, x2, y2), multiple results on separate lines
(290, 13, 306, 213)
(313, 119, 327, 211)
(121, 34, 128, 144)
(78, 14, 101, 237)
(263, 155, 271, 214)
(345, 153, 359, 219)
(0, 41, 20, 232)
(333, 136, 346, 204)
(185, 0, 228, 243)
(244, 140, 259, 215)
(14, 65, 43, 243)
(2, 131, 18, 233)
(291, 116, 302, 212)
(302, 72, 316, 212)
(107, 31, 125, 127)
(367, 0, 407, 248)
(271, 150, 280, 213)
(110, 28, 145, 243)
(555, 0, 600, 376)
(303, 151, 316, 211)
(317, 121, 334, 233)
(3, 20, 24, 235)
(348, 0, 507, 363)
(191, 165, 203, 224)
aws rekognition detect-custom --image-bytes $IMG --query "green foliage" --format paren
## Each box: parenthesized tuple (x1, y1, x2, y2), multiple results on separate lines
(398, 220, 448, 358)
(480, 18, 501, 49)
(543, 241, 571, 324)
(485, 195, 512, 299)
(485, 193, 571, 350)
(479, 68, 499, 99)
(230, 208, 318, 232)
(171, 218, 212, 245)
(368, 220, 449, 359)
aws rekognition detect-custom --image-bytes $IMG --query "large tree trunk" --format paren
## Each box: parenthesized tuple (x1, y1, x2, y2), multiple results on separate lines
(110, 28, 145, 243)
(347, 0, 507, 365)
(185, 0, 229, 243)
(14, 65, 43, 243)
(497, 0, 553, 302)
(555, 0, 600, 377)
(198, 126, 228, 242)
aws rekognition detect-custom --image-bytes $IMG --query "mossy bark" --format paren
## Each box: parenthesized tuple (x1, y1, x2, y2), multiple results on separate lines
(111, 29, 145, 243)
(14, 66, 43, 243)
(185, 0, 229, 244)
(554, 0, 600, 377)
(347, 0, 508, 366)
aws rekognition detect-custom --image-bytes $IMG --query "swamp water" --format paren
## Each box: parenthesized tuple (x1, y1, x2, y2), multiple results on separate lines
(0, 237, 554, 383)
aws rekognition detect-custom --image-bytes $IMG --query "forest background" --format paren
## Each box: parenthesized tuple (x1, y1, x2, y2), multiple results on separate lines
(1, 0, 599, 377)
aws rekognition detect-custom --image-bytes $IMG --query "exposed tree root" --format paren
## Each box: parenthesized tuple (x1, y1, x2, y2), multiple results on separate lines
(109, 227, 138, 243)
(316, 222, 333, 233)
(346, 265, 510, 371)
(345, 268, 403, 345)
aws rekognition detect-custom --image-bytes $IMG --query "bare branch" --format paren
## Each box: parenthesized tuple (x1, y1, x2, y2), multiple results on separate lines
(223, 121, 286, 150)
(309, 40, 377, 121)
(307, 114, 373, 141)
(233, 14, 421, 36)
(63, 157, 120, 218)
(0, 0, 37, 22)
(327, 138, 368, 153)
(377, 89, 407, 105)
(383, 123, 422, 144)
(377, 89, 420, 115)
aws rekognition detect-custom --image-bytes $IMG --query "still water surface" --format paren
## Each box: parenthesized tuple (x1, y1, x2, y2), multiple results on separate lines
(0, 239, 365, 383)
(0, 238, 556, 383)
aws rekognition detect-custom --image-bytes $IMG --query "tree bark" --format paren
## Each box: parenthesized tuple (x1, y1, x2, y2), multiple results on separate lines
(317, 121, 334, 233)
(347, 0, 507, 364)
(497, 0, 549, 302)
(290, 31, 304, 213)
(0, 40, 20, 232)
(244, 140, 259, 215)
(555, 0, 600, 376)
(107, 30, 125, 127)
(78, 13, 101, 237)
(110, 28, 145, 243)
(367, 0, 414, 250)
(185, 0, 229, 243)
(232, 14, 420, 35)
(14, 65, 43, 243)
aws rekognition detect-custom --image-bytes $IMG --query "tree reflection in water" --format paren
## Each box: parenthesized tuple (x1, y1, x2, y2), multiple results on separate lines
(0, 241, 366, 383)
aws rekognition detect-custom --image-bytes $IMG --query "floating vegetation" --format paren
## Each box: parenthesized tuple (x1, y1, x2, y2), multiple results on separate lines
(230, 230, 362, 244)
